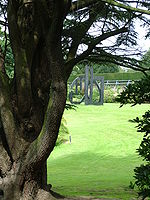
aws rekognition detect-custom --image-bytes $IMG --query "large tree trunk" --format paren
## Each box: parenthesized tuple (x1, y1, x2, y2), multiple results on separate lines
(0, 1, 70, 199)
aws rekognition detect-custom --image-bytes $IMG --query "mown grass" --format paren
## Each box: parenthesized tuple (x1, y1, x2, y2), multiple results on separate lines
(47, 103, 149, 199)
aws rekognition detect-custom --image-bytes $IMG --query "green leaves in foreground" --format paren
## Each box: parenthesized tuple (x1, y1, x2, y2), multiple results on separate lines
(130, 111, 150, 199)
(56, 117, 69, 146)
(134, 164, 150, 199)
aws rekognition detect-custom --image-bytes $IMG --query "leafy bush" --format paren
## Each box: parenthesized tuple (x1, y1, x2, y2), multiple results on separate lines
(104, 86, 123, 103)
(56, 117, 69, 146)
(92, 86, 123, 103)
(68, 85, 124, 104)
(134, 165, 150, 199)
(116, 76, 150, 106)
(104, 87, 117, 103)
(131, 111, 150, 199)
(92, 87, 100, 103)
(56, 104, 76, 146)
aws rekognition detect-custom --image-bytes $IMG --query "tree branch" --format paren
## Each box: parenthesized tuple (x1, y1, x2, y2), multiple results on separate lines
(66, 8, 102, 62)
(7, 0, 32, 116)
(88, 49, 149, 74)
(23, 79, 66, 170)
(70, 0, 99, 12)
(65, 26, 128, 77)
(71, 0, 150, 15)
(0, 140, 12, 177)
(101, 0, 150, 15)
(0, 20, 8, 26)
(22, 0, 68, 168)
(0, 71, 20, 160)
(0, 40, 29, 162)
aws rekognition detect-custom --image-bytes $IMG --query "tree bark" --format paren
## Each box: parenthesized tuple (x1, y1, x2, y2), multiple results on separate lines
(0, 0, 70, 199)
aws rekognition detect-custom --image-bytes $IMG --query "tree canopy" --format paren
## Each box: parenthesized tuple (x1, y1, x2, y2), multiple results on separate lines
(63, 0, 150, 75)
(141, 48, 150, 70)
(0, 1, 150, 76)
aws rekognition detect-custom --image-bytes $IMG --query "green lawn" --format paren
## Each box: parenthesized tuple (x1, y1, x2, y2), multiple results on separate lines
(47, 103, 149, 199)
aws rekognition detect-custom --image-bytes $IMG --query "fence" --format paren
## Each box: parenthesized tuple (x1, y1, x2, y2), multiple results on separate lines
(104, 80, 135, 87)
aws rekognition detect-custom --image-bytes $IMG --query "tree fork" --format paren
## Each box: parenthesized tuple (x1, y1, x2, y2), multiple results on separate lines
(0, 1, 69, 199)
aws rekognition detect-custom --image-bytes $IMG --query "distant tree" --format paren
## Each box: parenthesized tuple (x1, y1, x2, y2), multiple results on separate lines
(141, 48, 150, 70)
(72, 62, 119, 75)
(0, 1, 150, 200)
(93, 64, 119, 73)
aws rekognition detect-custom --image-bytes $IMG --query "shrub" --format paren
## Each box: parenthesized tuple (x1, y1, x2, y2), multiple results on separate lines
(69, 85, 124, 104)
(104, 88, 117, 103)
(56, 117, 69, 146)
(104, 86, 123, 103)
(129, 111, 150, 199)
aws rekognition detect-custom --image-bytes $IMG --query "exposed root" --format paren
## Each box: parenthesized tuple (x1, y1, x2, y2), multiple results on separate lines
(36, 189, 56, 200)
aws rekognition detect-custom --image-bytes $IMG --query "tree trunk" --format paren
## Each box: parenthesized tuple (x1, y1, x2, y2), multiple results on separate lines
(0, 56, 67, 200)
(0, 60, 67, 200)
(0, 1, 70, 199)
(1, 161, 57, 200)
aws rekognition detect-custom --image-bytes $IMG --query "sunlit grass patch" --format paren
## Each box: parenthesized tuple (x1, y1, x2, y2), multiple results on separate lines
(48, 103, 149, 199)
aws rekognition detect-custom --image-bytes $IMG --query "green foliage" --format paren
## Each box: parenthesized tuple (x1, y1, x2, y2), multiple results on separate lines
(134, 165, 150, 199)
(92, 86, 121, 103)
(132, 111, 150, 199)
(133, 111, 150, 140)
(0, 28, 14, 78)
(68, 84, 119, 104)
(72, 63, 119, 76)
(56, 105, 76, 146)
(68, 72, 144, 83)
(141, 48, 150, 70)
(5, 50, 14, 78)
(65, 103, 77, 111)
(92, 88, 100, 102)
(56, 117, 69, 146)
(117, 75, 150, 106)
(104, 89, 116, 103)
(94, 64, 119, 73)
(97, 72, 144, 81)
(62, 0, 150, 72)
(104, 87, 120, 103)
